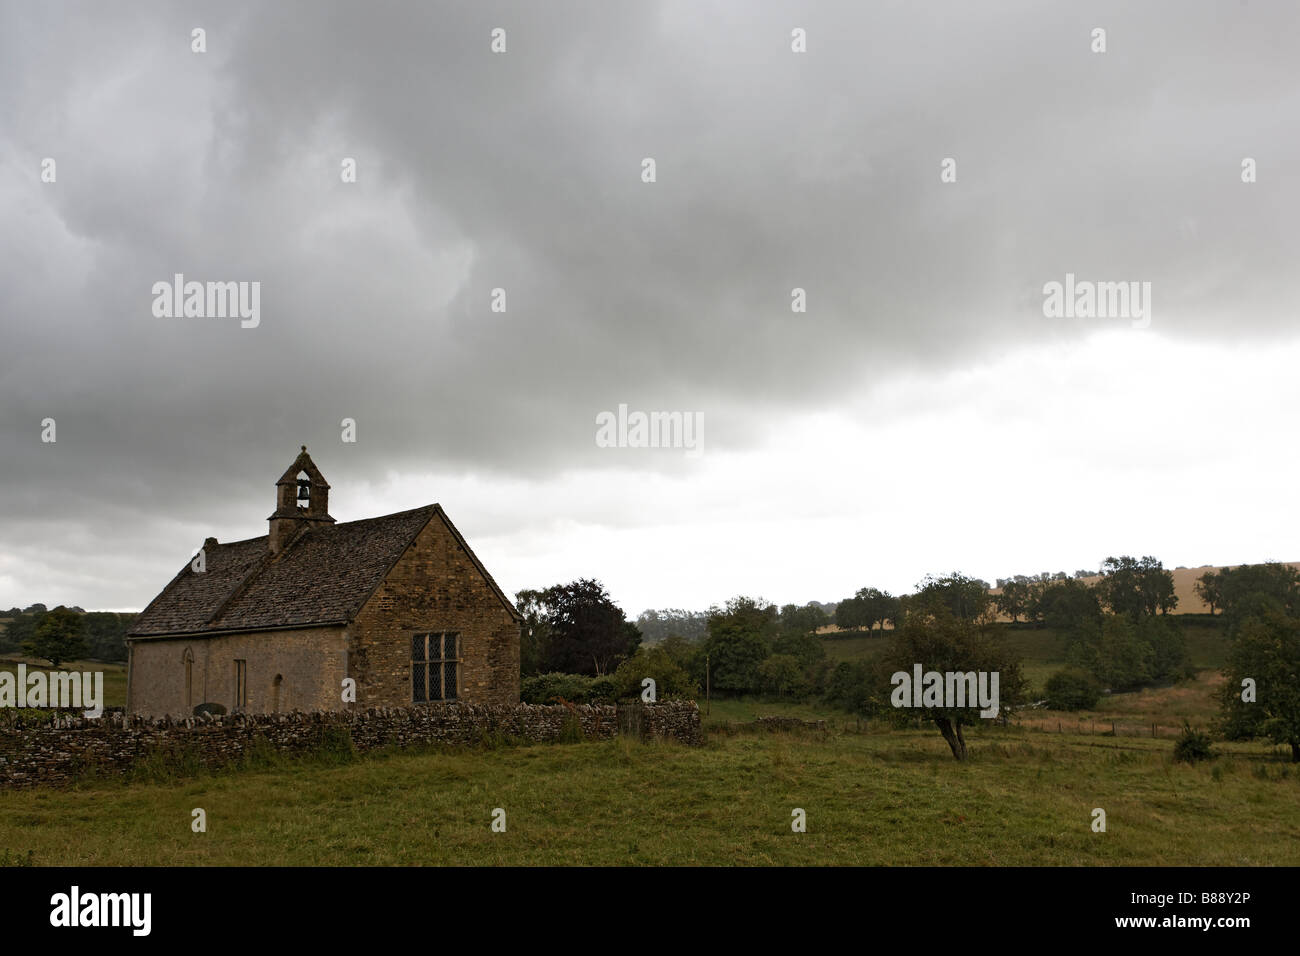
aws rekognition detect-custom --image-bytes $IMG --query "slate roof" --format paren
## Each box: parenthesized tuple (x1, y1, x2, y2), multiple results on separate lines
(128, 505, 519, 638)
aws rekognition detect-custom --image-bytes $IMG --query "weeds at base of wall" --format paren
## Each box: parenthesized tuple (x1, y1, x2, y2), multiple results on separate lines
(74, 729, 357, 789)
(127, 740, 208, 785)
(240, 734, 280, 770)
(0, 848, 36, 867)
(243, 726, 357, 771)
(558, 715, 585, 745)
(314, 726, 357, 765)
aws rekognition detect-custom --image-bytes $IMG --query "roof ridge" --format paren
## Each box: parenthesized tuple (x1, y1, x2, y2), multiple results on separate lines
(331, 503, 438, 528)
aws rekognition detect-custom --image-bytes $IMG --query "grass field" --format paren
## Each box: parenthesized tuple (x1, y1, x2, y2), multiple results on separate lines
(0, 722, 1295, 866)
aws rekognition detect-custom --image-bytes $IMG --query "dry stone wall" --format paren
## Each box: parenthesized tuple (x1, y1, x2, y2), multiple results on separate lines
(0, 700, 702, 789)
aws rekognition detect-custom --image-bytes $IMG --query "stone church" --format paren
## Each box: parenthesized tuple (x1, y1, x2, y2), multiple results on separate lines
(126, 448, 521, 717)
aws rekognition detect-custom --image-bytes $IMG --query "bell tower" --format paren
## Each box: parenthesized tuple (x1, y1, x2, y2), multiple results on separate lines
(268, 446, 335, 553)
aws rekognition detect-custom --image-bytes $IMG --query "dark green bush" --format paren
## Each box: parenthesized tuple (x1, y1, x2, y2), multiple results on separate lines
(589, 676, 618, 704)
(1173, 721, 1215, 763)
(520, 672, 595, 704)
(611, 647, 697, 701)
(1044, 668, 1102, 711)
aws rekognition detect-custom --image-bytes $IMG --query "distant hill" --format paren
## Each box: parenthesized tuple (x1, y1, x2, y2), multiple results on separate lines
(988, 562, 1300, 620)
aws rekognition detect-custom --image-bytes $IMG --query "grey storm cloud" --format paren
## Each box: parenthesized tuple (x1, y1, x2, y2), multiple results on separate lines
(1, 0, 1298, 606)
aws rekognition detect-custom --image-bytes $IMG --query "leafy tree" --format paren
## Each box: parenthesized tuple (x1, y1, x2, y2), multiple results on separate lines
(1069, 613, 1188, 691)
(834, 593, 868, 630)
(778, 603, 828, 637)
(757, 654, 808, 697)
(1096, 555, 1177, 618)
(1217, 562, 1300, 631)
(995, 580, 1031, 623)
(1022, 582, 1046, 624)
(770, 630, 829, 698)
(862, 588, 896, 632)
(1194, 570, 1223, 616)
(882, 610, 1028, 760)
(701, 596, 776, 692)
(1217, 607, 1300, 761)
(1034, 578, 1103, 636)
(515, 588, 554, 678)
(518, 579, 640, 676)
(823, 656, 897, 716)
(912, 573, 990, 624)
(882, 593, 904, 629)
(771, 631, 825, 669)
(655, 634, 700, 673)
(834, 588, 898, 632)
(1083, 617, 1154, 689)
(1, 608, 44, 654)
(1142, 614, 1192, 682)
(23, 606, 87, 667)
(83, 612, 129, 662)
(634, 608, 709, 643)
(825, 661, 866, 712)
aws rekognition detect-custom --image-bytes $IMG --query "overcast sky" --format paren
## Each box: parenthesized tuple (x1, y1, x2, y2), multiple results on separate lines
(2, 1, 1298, 616)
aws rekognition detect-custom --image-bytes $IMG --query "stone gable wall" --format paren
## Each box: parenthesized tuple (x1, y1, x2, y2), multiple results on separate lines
(350, 513, 520, 708)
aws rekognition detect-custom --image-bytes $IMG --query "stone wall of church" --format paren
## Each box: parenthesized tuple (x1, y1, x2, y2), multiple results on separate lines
(127, 626, 348, 718)
(349, 512, 521, 708)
